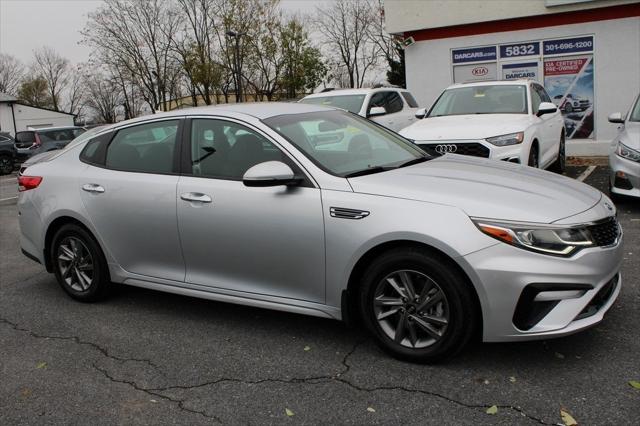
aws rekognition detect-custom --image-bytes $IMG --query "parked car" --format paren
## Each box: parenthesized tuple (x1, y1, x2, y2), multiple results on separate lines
(14, 126, 86, 162)
(400, 80, 566, 171)
(0, 132, 17, 175)
(18, 103, 622, 363)
(553, 93, 591, 113)
(607, 94, 640, 199)
(18, 125, 108, 176)
(299, 87, 421, 132)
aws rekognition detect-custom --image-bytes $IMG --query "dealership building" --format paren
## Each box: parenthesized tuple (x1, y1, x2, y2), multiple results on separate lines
(385, 0, 640, 155)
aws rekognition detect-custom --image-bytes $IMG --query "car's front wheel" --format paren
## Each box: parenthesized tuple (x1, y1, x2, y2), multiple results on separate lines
(0, 154, 13, 175)
(51, 224, 110, 302)
(527, 144, 539, 168)
(358, 247, 478, 363)
(549, 133, 566, 173)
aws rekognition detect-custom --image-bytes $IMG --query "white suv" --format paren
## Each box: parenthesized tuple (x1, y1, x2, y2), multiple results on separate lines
(400, 80, 566, 171)
(299, 87, 421, 132)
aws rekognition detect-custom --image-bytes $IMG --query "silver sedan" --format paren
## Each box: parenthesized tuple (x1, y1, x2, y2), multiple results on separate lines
(18, 103, 623, 362)
(608, 94, 640, 199)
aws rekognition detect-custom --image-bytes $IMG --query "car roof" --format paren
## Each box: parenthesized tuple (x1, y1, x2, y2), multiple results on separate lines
(446, 80, 532, 90)
(302, 87, 406, 99)
(96, 102, 339, 134)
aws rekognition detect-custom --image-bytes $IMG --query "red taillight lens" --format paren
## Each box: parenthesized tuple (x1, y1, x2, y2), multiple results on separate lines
(18, 176, 43, 192)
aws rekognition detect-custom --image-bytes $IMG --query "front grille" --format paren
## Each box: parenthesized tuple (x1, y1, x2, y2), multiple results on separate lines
(418, 142, 490, 158)
(575, 274, 619, 320)
(588, 218, 620, 247)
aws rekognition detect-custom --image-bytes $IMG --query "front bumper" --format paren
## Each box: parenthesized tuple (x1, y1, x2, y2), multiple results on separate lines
(462, 231, 623, 342)
(609, 153, 640, 198)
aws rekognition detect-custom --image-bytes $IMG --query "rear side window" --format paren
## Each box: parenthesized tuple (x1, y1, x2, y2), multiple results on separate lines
(401, 92, 419, 108)
(106, 120, 179, 174)
(38, 129, 79, 142)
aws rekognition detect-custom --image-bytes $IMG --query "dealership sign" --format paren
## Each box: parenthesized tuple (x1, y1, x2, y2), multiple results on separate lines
(452, 46, 497, 64)
(453, 63, 497, 82)
(502, 62, 539, 80)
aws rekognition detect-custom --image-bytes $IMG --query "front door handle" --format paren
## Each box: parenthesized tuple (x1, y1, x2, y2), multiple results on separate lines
(82, 183, 105, 194)
(180, 192, 212, 203)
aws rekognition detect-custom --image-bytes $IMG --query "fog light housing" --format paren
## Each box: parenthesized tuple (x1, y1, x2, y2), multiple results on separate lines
(614, 171, 633, 190)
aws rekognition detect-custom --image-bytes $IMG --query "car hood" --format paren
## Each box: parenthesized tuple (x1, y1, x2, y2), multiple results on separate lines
(400, 114, 534, 141)
(621, 121, 640, 149)
(348, 155, 602, 223)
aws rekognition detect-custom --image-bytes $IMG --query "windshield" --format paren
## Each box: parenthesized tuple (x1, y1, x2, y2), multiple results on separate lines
(299, 95, 366, 114)
(264, 110, 429, 177)
(630, 96, 640, 122)
(428, 85, 528, 117)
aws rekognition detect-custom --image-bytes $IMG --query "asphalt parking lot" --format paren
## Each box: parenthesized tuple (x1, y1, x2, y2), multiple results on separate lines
(0, 165, 638, 425)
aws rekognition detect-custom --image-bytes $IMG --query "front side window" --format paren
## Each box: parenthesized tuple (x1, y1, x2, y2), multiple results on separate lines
(428, 85, 528, 117)
(106, 120, 178, 174)
(531, 86, 543, 115)
(190, 119, 286, 179)
(264, 110, 428, 177)
(629, 96, 640, 122)
(299, 95, 366, 114)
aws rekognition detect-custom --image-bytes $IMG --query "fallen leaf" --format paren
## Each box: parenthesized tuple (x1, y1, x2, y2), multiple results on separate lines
(509, 376, 516, 383)
(303, 346, 311, 352)
(486, 405, 498, 415)
(285, 408, 294, 417)
(367, 407, 376, 413)
(36, 362, 47, 369)
(555, 352, 565, 359)
(21, 388, 32, 398)
(560, 409, 578, 426)
(629, 380, 640, 389)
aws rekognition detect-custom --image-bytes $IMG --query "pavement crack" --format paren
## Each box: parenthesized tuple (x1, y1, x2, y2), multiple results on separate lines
(0, 316, 164, 375)
(93, 363, 221, 423)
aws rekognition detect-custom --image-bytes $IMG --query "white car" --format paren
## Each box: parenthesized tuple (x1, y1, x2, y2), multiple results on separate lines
(299, 87, 421, 132)
(607, 94, 640, 199)
(400, 80, 566, 171)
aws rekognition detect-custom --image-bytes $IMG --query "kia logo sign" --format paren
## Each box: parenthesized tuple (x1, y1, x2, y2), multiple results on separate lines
(472, 67, 489, 76)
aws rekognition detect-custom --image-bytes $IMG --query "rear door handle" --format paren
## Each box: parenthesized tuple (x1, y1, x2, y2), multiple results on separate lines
(82, 183, 105, 193)
(180, 192, 212, 203)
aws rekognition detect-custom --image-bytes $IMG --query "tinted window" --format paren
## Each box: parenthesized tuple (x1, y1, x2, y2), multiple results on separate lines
(106, 120, 178, 173)
(401, 92, 419, 108)
(38, 128, 84, 142)
(299, 95, 366, 114)
(531, 86, 543, 114)
(16, 132, 35, 143)
(190, 119, 285, 179)
(630, 96, 640, 122)
(534, 84, 551, 103)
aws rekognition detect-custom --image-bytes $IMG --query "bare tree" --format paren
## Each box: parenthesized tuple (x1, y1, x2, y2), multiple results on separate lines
(65, 65, 86, 117)
(32, 46, 70, 111)
(0, 53, 24, 96)
(315, 0, 381, 88)
(84, 71, 122, 123)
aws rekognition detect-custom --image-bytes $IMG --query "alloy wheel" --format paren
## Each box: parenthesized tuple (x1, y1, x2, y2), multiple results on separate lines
(373, 269, 449, 349)
(57, 236, 94, 292)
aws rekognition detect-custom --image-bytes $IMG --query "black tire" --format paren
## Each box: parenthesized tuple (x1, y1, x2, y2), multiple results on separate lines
(51, 223, 110, 302)
(549, 133, 566, 174)
(358, 247, 478, 363)
(527, 143, 539, 168)
(0, 155, 12, 175)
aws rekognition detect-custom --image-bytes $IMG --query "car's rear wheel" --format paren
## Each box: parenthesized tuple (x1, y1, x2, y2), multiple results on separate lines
(549, 133, 566, 173)
(51, 224, 110, 302)
(0, 155, 12, 175)
(527, 144, 539, 168)
(358, 247, 478, 363)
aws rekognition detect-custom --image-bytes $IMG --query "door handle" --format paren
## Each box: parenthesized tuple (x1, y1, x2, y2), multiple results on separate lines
(82, 183, 105, 194)
(180, 192, 212, 203)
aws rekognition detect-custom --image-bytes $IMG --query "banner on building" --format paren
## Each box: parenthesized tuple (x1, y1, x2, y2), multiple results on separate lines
(544, 56, 594, 139)
(453, 63, 497, 83)
(502, 62, 539, 80)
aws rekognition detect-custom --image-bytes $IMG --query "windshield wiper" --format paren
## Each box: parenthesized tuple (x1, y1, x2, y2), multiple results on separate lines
(344, 166, 387, 178)
(397, 157, 429, 168)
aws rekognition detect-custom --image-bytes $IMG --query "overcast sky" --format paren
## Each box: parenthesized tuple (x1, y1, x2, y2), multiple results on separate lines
(0, 0, 319, 66)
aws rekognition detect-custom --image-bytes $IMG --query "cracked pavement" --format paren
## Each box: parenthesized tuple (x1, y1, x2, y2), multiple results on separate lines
(1, 166, 639, 424)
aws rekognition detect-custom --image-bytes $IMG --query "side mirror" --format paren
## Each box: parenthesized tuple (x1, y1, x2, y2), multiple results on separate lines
(608, 112, 625, 124)
(242, 161, 302, 187)
(368, 106, 386, 117)
(536, 102, 558, 117)
(415, 107, 427, 119)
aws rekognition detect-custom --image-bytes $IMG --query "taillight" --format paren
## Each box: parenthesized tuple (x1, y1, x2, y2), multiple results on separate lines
(18, 176, 43, 192)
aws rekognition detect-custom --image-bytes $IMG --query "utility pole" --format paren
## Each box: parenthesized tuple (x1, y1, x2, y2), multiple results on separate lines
(226, 30, 246, 103)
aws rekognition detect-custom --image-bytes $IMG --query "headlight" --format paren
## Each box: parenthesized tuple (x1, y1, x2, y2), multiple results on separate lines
(472, 219, 595, 257)
(616, 141, 640, 163)
(485, 132, 524, 146)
